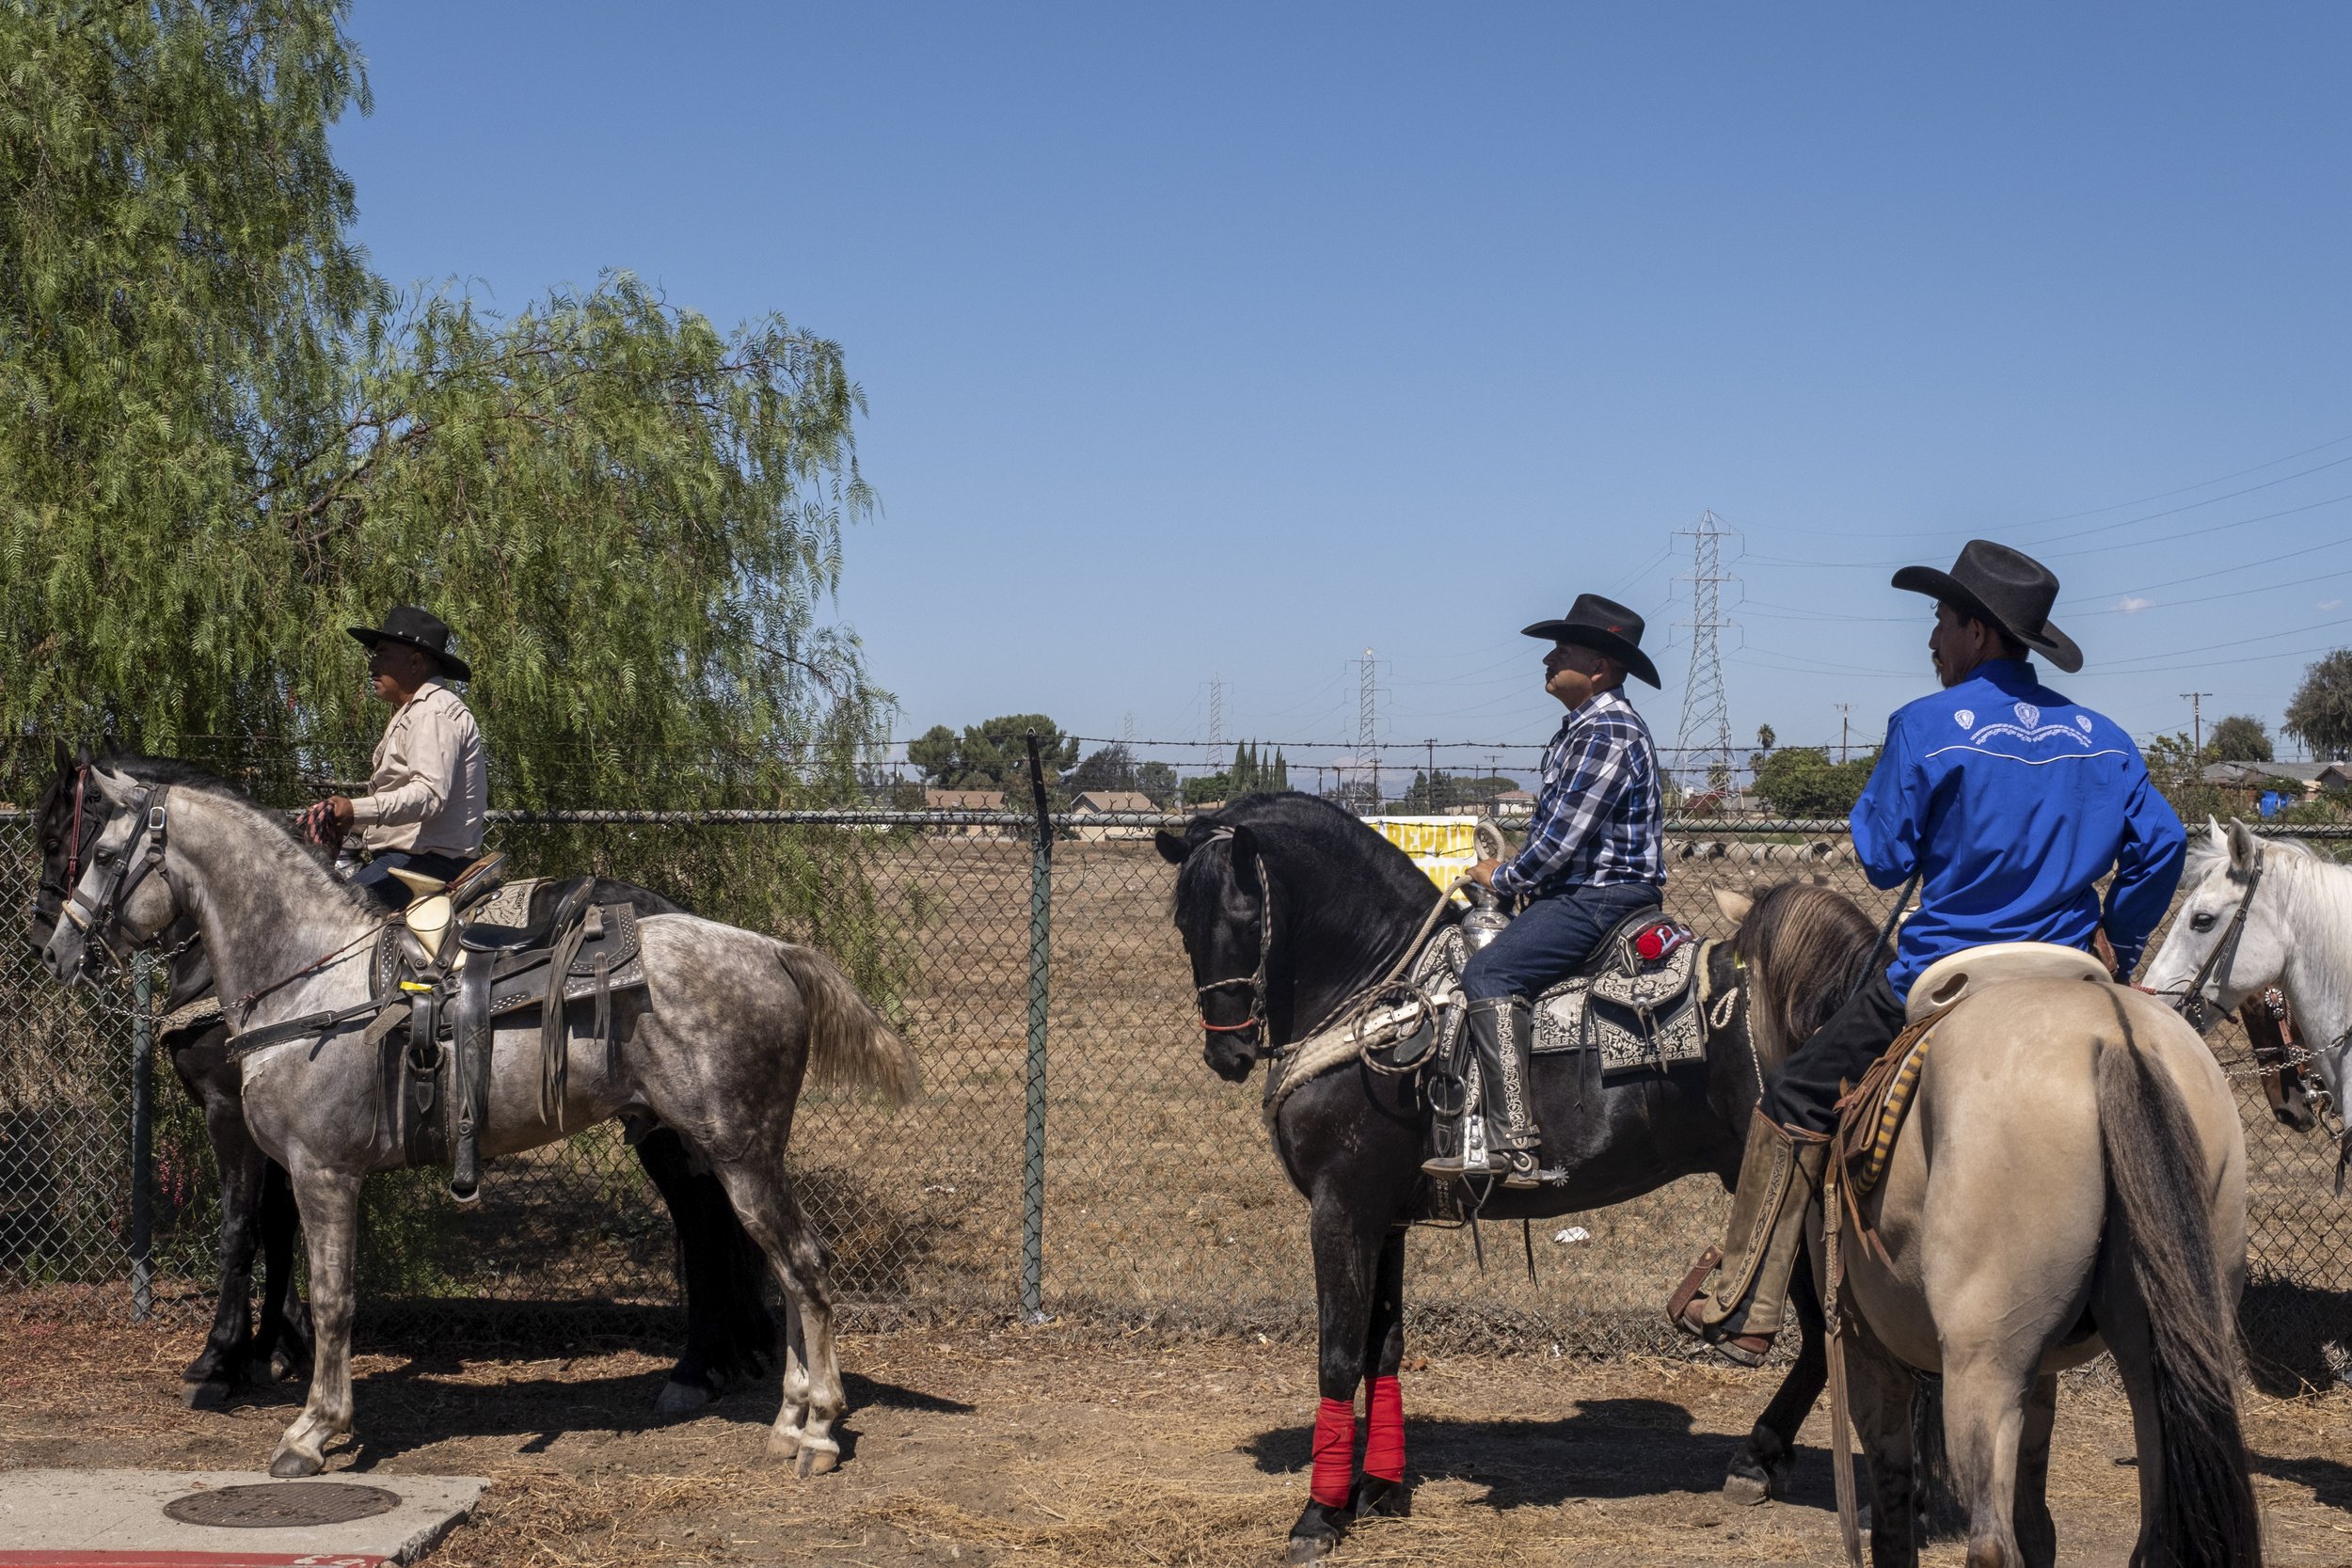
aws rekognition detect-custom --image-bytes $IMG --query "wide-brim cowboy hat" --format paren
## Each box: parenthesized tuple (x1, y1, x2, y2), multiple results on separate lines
(1890, 540, 2081, 674)
(1519, 593, 1661, 688)
(346, 604, 471, 682)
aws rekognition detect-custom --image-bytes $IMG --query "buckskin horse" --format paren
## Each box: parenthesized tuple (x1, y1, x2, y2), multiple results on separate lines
(42, 759, 915, 1479)
(27, 747, 778, 1416)
(1157, 793, 1951, 1563)
(1726, 879, 2257, 1568)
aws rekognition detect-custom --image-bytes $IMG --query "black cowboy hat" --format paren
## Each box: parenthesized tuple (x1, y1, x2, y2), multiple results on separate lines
(346, 605, 471, 682)
(1891, 540, 2081, 674)
(1519, 594, 1661, 688)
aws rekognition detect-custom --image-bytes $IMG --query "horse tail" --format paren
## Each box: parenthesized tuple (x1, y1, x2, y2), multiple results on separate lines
(775, 942, 919, 1106)
(2095, 1025, 2261, 1568)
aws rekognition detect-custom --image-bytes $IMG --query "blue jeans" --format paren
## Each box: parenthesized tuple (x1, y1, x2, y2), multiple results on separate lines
(1461, 881, 1665, 1002)
(351, 848, 473, 911)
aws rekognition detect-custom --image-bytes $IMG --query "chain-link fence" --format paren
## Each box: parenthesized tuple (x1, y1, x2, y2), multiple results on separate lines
(2, 807, 2345, 1380)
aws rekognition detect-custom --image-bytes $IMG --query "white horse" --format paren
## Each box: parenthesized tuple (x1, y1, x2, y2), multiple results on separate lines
(2141, 818, 2350, 1182)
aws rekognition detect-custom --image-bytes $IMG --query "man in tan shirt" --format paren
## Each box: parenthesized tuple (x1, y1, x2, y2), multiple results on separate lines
(326, 606, 488, 909)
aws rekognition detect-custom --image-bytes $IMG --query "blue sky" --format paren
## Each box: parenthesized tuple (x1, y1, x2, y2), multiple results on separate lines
(334, 4, 2352, 767)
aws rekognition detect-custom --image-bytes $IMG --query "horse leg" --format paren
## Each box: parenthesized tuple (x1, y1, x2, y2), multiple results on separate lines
(702, 1157, 845, 1476)
(1347, 1227, 1410, 1522)
(182, 1063, 264, 1408)
(1726, 1255, 1828, 1503)
(267, 1165, 361, 1478)
(2010, 1372, 2058, 1568)
(638, 1126, 775, 1418)
(1288, 1197, 1383, 1563)
(255, 1159, 312, 1385)
(1845, 1317, 1920, 1568)
(1937, 1342, 2039, 1568)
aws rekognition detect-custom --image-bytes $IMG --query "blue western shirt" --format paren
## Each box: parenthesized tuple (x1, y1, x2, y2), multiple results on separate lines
(1851, 659, 2186, 1002)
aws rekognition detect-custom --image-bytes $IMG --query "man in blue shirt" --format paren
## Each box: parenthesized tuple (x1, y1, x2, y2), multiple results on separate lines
(1422, 594, 1666, 1188)
(1670, 540, 2185, 1364)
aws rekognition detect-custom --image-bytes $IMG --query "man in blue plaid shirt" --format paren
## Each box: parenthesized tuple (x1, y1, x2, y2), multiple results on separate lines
(1423, 594, 1667, 1188)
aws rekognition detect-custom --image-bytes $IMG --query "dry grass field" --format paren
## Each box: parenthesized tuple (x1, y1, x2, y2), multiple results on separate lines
(1, 1311, 2347, 1567)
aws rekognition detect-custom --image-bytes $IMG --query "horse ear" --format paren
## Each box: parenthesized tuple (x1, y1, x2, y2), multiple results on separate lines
(2227, 817, 2260, 874)
(1713, 887, 1754, 925)
(87, 766, 136, 804)
(1154, 829, 1189, 865)
(2206, 816, 2228, 856)
(1228, 825, 1262, 894)
(53, 737, 72, 776)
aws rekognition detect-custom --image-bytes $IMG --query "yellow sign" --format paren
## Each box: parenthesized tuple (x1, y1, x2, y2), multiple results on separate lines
(1363, 816, 1485, 893)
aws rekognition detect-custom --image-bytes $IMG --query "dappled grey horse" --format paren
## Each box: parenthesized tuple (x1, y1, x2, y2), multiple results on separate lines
(43, 763, 915, 1479)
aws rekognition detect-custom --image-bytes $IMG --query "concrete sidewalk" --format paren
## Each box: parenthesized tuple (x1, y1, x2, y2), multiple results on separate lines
(0, 1470, 484, 1567)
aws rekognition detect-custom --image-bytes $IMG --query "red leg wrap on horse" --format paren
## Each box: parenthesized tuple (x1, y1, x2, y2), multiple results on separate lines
(1311, 1396, 1358, 1508)
(1363, 1374, 1405, 1481)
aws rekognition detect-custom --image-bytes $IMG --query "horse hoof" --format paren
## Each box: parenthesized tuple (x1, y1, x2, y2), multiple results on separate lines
(1285, 1534, 1338, 1564)
(794, 1439, 839, 1478)
(1722, 1469, 1773, 1506)
(654, 1379, 714, 1419)
(270, 1350, 310, 1385)
(766, 1427, 802, 1461)
(183, 1380, 232, 1412)
(267, 1449, 321, 1479)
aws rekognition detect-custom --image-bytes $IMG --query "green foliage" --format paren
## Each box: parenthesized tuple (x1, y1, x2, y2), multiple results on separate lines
(2204, 714, 2272, 763)
(1182, 770, 1235, 805)
(2285, 650, 2352, 761)
(0, 4, 882, 807)
(1398, 770, 1522, 812)
(1135, 760, 1178, 806)
(907, 717, 1077, 794)
(1750, 746, 1879, 817)
(1068, 743, 1136, 795)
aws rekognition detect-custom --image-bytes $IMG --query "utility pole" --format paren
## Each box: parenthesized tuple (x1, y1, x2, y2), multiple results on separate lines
(1207, 675, 1224, 750)
(1672, 510, 1739, 798)
(2181, 691, 2212, 758)
(1426, 737, 1438, 811)
(1359, 649, 1379, 810)
(1835, 703, 1852, 765)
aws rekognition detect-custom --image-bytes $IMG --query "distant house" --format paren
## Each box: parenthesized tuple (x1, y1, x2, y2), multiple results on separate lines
(923, 786, 1012, 839)
(2198, 761, 2352, 796)
(1070, 789, 1158, 842)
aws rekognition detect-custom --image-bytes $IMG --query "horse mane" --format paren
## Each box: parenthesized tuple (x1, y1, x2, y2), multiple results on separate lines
(102, 752, 373, 914)
(1168, 791, 1450, 981)
(1737, 880, 1881, 1070)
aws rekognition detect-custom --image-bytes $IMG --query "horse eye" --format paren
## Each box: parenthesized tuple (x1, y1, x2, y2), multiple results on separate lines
(2190, 911, 2216, 932)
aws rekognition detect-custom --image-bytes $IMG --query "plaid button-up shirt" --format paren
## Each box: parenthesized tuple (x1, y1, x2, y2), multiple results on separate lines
(1490, 687, 1664, 900)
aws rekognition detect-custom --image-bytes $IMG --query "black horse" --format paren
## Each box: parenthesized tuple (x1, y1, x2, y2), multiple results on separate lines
(28, 745, 775, 1413)
(1160, 793, 1915, 1562)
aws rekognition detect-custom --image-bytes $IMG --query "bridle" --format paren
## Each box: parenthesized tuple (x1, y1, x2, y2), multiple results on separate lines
(1193, 832, 1279, 1059)
(2169, 847, 2265, 1035)
(56, 780, 174, 976)
(28, 764, 92, 935)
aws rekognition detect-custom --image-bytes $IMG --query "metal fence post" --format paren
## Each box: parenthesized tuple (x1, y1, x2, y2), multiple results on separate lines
(1020, 734, 1054, 1322)
(129, 951, 154, 1322)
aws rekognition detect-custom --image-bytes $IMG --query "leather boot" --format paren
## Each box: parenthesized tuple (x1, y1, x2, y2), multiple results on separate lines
(1666, 1110, 1830, 1365)
(1420, 997, 1541, 1188)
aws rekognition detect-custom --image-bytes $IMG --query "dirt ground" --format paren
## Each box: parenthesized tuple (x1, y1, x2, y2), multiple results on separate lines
(2, 1316, 2346, 1567)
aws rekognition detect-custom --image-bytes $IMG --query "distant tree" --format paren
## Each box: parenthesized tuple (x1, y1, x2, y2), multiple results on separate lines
(907, 717, 1078, 792)
(1135, 760, 1178, 806)
(2204, 715, 2272, 763)
(1756, 724, 1776, 753)
(1750, 746, 1879, 817)
(2285, 650, 2352, 761)
(1183, 770, 1236, 805)
(1068, 743, 1136, 795)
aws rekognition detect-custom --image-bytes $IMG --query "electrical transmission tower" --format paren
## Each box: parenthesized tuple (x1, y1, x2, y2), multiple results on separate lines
(1359, 649, 1380, 807)
(1672, 510, 1738, 799)
(1207, 675, 1224, 749)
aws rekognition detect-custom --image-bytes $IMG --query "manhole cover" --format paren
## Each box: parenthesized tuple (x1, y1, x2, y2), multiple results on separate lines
(164, 1481, 403, 1528)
